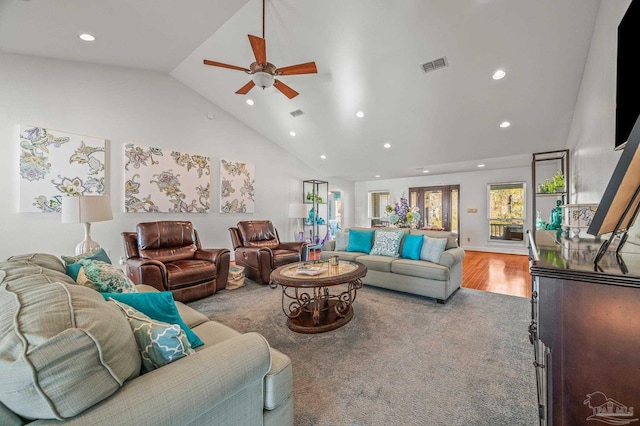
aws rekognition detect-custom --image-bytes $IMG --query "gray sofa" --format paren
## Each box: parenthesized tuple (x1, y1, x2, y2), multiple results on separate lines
(321, 228, 465, 303)
(0, 253, 293, 426)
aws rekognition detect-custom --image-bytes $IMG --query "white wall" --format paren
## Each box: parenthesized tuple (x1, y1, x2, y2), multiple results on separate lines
(567, 1, 631, 202)
(355, 166, 531, 255)
(0, 52, 335, 261)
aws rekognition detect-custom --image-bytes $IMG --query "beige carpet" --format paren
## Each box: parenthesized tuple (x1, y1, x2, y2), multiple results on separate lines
(188, 280, 538, 426)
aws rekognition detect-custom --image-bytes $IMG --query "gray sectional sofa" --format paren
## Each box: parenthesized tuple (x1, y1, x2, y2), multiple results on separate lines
(0, 253, 293, 426)
(320, 227, 465, 303)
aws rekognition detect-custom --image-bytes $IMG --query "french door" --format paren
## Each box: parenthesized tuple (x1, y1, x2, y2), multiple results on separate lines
(409, 185, 460, 237)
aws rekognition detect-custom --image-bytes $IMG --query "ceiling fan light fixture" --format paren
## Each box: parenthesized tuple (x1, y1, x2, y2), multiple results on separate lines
(252, 71, 274, 89)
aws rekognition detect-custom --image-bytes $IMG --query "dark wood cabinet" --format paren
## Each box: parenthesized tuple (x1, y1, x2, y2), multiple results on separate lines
(528, 230, 640, 426)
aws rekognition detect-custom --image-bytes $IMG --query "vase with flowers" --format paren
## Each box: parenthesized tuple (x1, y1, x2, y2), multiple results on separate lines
(385, 194, 421, 229)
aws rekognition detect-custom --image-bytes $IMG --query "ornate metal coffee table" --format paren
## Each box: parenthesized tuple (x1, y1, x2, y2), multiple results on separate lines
(269, 260, 367, 334)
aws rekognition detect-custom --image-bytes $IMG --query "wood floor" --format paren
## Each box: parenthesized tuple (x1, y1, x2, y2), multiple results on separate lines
(462, 250, 531, 298)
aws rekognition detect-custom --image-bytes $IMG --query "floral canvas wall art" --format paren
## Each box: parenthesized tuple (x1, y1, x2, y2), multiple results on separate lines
(19, 125, 106, 213)
(220, 159, 255, 213)
(124, 144, 211, 213)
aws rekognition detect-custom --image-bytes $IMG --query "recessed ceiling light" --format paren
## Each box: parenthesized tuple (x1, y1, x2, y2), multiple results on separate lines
(423, 170, 429, 173)
(246, 99, 254, 106)
(499, 121, 511, 128)
(320, 154, 327, 159)
(492, 69, 506, 80)
(383, 143, 391, 149)
(79, 33, 95, 42)
(356, 111, 364, 118)
(375, 174, 381, 178)
(289, 131, 296, 137)
(477, 164, 486, 168)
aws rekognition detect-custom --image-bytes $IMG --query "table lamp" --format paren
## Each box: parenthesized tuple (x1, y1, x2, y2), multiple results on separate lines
(61, 195, 113, 255)
(288, 203, 306, 242)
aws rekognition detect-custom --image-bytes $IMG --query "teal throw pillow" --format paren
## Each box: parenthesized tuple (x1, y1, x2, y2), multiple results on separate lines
(109, 299, 194, 373)
(401, 234, 424, 260)
(369, 230, 404, 257)
(65, 263, 83, 281)
(78, 259, 137, 293)
(420, 236, 448, 263)
(102, 292, 203, 348)
(347, 229, 374, 253)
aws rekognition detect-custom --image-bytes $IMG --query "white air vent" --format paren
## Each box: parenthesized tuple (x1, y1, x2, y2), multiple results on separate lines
(289, 109, 305, 117)
(420, 57, 448, 74)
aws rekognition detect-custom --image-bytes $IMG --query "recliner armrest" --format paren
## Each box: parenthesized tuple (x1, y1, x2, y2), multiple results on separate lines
(194, 248, 230, 263)
(125, 257, 168, 291)
(278, 241, 307, 253)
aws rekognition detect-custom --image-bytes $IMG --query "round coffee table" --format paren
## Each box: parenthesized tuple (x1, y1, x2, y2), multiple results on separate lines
(269, 260, 367, 334)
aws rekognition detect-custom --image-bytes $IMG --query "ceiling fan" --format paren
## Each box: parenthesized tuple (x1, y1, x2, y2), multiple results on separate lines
(203, 0, 317, 99)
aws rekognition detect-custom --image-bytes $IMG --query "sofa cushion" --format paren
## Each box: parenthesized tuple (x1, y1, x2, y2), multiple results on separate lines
(109, 299, 195, 373)
(391, 258, 451, 281)
(77, 259, 137, 293)
(0, 276, 140, 420)
(320, 251, 364, 262)
(102, 292, 204, 348)
(369, 229, 404, 257)
(265, 348, 294, 411)
(347, 229, 374, 253)
(420, 236, 448, 263)
(401, 233, 424, 260)
(355, 255, 395, 273)
(1, 253, 73, 285)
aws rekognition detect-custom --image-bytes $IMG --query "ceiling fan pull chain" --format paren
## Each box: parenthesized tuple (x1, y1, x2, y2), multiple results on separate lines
(262, 0, 266, 39)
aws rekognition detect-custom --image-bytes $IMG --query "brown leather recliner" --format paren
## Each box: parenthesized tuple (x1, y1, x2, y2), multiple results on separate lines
(229, 220, 308, 284)
(122, 221, 230, 302)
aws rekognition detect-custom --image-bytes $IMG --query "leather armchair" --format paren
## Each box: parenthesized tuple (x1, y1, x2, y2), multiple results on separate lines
(229, 220, 308, 284)
(122, 221, 230, 302)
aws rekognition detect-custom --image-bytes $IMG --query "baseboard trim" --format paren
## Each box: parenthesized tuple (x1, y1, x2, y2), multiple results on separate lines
(460, 244, 528, 255)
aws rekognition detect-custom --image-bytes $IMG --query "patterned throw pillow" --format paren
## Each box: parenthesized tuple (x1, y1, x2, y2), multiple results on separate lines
(109, 299, 194, 373)
(369, 230, 404, 257)
(62, 248, 112, 280)
(420, 236, 448, 263)
(102, 292, 203, 349)
(78, 259, 137, 293)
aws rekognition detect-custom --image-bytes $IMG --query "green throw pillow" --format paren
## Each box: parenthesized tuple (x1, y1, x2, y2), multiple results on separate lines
(420, 236, 448, 263)
(401, 233, 424, 260)
(347, 229, 374, 253)
(102, 292, 203, 348)
(78, 259, 137, 293)
(109, 299, 194, 373)
(369, 230, 404, 257)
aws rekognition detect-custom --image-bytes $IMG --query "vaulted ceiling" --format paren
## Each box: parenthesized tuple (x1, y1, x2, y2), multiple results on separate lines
(0, 0, 601, 181)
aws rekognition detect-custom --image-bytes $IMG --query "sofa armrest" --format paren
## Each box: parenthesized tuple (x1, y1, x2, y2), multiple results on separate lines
(31, 333, 271, 425)
(438, 247, 466, 268)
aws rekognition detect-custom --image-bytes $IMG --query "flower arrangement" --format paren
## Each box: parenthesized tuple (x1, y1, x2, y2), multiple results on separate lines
(386, 194, 421, 228)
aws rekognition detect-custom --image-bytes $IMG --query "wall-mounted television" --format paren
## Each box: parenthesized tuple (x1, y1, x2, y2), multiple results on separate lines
(615, 0, 640, 150)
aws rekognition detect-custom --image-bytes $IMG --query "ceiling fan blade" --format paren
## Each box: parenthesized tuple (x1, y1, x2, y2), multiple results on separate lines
(274, 79, 299, 99)
(203, 60, 250, 72)
(276, 62, 318, 76)
(235, 80, 256, 95)
(248, 34, 267, 65)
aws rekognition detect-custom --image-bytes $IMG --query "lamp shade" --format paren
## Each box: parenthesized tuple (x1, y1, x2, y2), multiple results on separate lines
(61, 195, 113, 224)
(288, 203, 306, 218)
